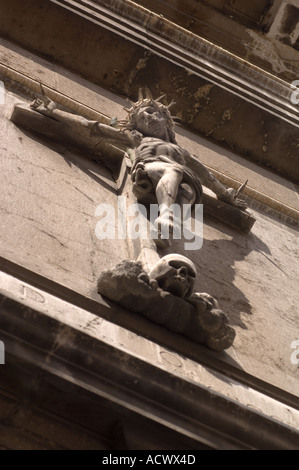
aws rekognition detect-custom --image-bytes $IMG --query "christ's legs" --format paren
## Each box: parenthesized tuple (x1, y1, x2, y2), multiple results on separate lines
(144, 163, 184, 247)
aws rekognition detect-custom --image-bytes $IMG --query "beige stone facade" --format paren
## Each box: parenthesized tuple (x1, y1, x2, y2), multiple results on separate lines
(0, 0, 298, 450)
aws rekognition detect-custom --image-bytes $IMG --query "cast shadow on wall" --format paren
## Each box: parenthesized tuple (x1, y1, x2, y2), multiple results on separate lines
(165, 213, 272, 330)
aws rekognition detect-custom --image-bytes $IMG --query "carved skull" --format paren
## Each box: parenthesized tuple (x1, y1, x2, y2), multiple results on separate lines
(148, 254, 196, 298)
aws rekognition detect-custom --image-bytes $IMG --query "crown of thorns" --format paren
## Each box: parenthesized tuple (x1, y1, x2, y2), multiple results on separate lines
(119, 88, 177, 133)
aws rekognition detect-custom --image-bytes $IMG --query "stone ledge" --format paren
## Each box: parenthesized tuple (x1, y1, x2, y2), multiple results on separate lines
(0, 270, 299, 449)
(0, 257, 298, 408)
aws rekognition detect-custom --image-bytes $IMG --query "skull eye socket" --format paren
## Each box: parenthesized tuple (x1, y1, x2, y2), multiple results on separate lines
(168, 260, 196, 278)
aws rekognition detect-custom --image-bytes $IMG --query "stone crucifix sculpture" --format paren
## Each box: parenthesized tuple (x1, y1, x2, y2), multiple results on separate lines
(13, 87, 253, 350)
(30, 87, 249, 248)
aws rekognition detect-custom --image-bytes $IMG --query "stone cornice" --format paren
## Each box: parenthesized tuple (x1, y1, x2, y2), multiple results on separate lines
(50, 0, 299, 128)
(1, 269, 299, 449)
(1, 0, 298, 181)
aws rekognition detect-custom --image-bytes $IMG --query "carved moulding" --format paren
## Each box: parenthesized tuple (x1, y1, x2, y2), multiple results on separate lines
(98, 256, 235, 351)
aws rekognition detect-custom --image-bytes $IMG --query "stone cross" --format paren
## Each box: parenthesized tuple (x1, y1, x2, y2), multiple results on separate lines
(9, 87, 256, 350)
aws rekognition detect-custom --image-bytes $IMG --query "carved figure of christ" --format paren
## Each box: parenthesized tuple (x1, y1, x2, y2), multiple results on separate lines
(28, 90, 252, 241)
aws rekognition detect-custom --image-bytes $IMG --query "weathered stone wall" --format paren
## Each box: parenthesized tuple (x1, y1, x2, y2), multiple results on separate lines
(0, 92, 131, 297)
(165, 204, 299, 396)
(0, 2, 298, 447)
(1, 88, 298, 399)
